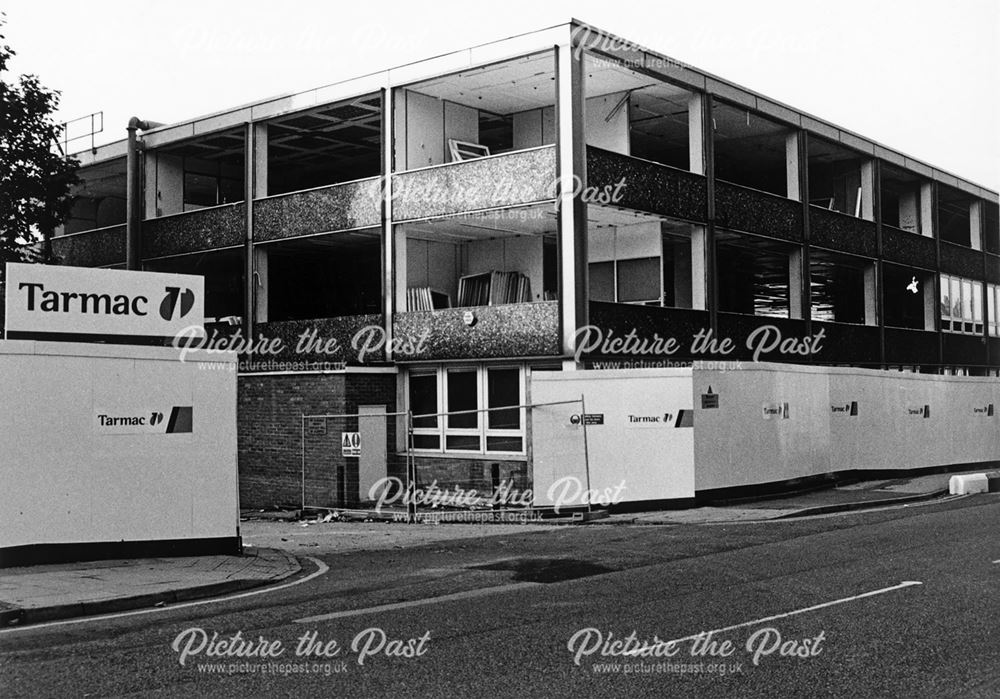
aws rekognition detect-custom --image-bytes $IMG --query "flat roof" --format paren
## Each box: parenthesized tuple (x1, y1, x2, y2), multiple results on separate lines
(74, 19, 997, 201)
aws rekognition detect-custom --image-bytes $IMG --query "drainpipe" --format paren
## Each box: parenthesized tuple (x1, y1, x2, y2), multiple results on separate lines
(125, 118, 156, 270)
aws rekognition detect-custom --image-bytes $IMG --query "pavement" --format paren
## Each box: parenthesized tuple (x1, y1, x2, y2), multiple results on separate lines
(0, 468, 983, 627)
(0, 546, 299, 627)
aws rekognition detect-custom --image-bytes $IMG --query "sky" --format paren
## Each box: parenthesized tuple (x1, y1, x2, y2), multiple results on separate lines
(3, 0, 998, 191)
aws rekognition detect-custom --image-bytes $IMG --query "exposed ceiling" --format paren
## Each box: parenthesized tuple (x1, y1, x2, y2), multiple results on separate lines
(267, 95, 382, 168)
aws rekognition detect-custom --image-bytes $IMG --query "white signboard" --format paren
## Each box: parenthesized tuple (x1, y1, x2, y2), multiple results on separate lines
(342, 432, 361, 457)
(4, 262, 204, 341)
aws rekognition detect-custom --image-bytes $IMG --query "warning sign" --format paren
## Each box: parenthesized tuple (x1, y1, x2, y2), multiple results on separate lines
(341, 432, 361, 457)
(701, 386, 719, 409)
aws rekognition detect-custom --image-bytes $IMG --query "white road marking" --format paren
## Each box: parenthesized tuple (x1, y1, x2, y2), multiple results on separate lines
(993, 560, 1000, 564)
(295, 581, 541, 623)
(625, 580, 923, 655)
(0, 557, 329, 634)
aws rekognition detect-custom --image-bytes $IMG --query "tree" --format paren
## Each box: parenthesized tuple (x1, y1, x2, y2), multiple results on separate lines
(0, 13, 78, 274)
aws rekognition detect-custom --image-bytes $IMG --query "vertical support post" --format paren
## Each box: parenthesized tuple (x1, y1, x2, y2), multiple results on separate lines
(785, 132, 800, 201)
(579, 394, 592, 514)
(788, 248, 804, 320)
(556, 43, 587, 367)
(688, 93, 704, 176)
(860, 160, 875, 221)
(254, 247, 268, 322)
(243, 122, 254, 340)
(125, 121, 143, 270)
(382, 87, 396, 361)
(702, 96, 718, 334)
(798, 130, 812, 335)
(919, 182, 935, 238)
(406, 410, 416, 524)
(300, 414, 306, 513)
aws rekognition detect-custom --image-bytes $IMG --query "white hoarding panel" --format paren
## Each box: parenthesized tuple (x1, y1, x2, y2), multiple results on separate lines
(0, 341, 237, 550)
(531, 369, 695, 507)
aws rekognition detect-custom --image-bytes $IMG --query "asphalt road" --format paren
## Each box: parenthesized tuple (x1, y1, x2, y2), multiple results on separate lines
(1, 495, 997, 698)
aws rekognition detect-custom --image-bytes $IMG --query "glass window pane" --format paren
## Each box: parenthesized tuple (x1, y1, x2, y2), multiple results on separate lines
(989, 286, 997, 329)
(951, 278, 962, 318)
(412, 434, 440, 450)
(446, 370, 478, 429)
(972, 283, 983, 322)
(487, 368, 520, 429)
(962, 280, 973, 321)
(445, 434, 480, 451)
(617, 257, 661, 303)
(589, 261, 614, 302)
(409, 373, 438, 428)
(486, 436, 523, 452)
(940, 276, 951, 318)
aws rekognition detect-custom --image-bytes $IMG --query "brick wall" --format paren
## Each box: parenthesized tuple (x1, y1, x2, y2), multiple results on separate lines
(237, 372, 396, 508)
(237, 371, 530, 509)
(409, 457, 529, 495)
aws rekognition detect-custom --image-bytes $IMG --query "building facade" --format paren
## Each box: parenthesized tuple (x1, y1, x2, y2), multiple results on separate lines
(43, 21, 1000, 508)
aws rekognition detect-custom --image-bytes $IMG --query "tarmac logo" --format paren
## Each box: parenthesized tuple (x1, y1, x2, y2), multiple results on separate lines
(159, 287, 196, 321)
(95, 406, 193, 434)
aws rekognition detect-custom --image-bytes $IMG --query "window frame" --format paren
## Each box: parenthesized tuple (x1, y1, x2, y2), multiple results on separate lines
(940, 273, 984, 335)
(406, 365, 526, 456)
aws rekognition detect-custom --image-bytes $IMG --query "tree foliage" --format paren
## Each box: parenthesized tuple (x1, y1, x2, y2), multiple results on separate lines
(0, 13, 79, 270)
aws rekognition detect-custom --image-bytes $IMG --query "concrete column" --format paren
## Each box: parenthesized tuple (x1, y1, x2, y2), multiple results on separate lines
(382, 87, 395, 360)
(254, 246, 268, 322)
(785, 132, 800, 201)
(860, 160, 875, 221)
(689, 226, 708, 311)
(243, 122, 254, 338)
(252, 122, 268, 198)
(143, 151, 157, 219)
(788, 248, 804, 319)
(970, 200, 983, 251)
(688, 93, 705, 176)
(393, 225, 407, 312)
(556, 42, 587, 365)
(864, 264, 877, 325)
(920, 182, 934, 238)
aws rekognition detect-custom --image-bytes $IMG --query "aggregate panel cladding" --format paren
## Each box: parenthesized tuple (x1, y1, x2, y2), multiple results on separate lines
(940, 242, 986, 279)
(392, 147, 556, 220)
(586, 146, 707, 222)
(716, 182, 803, 241)
(808, 208, 877, 257)
(716, 313, 811, 363)
(884, 328, 939, 365)
(250, 315, 386, 366)
(882, 226, 937, 269)
(392, 302, 560, 360)
(942, 332, 987, 367)
(986, 254, 1000, 285)
(50, 225, 126, 267)
(237, 372, 396, 508)
(810, 321, 881, 366)
(143, 203, 245, 257)
(989, 337, 1000, 366)
(254, 178, 381, 241)
(586, 302, 710, 362)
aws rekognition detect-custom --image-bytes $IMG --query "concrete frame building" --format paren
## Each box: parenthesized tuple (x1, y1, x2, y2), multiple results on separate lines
(40, 20, 1000, 508)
